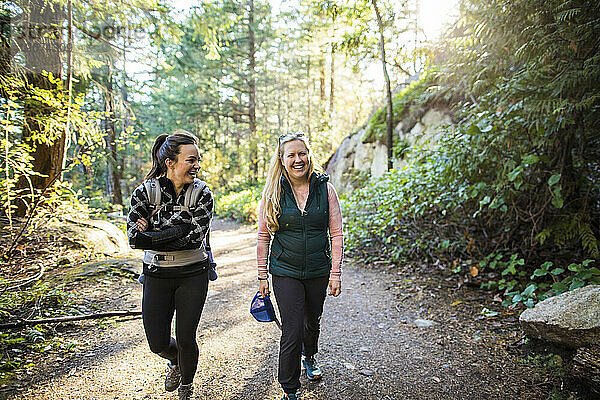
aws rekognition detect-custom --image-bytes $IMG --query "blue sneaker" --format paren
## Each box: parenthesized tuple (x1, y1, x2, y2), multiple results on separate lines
(282, 393, 299, 400)
(302, 355, 322, 381)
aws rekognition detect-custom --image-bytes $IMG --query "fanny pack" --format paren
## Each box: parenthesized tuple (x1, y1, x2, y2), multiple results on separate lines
(144, 248, 207, 269)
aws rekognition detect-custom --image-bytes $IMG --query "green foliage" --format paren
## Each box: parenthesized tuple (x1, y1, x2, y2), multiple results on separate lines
(341, 137, 463, 263)
(215, 188, 262, 223)
(433, 0, 600, 256)
(363, 74, 437, 144)
(0, 282, 74, 383)
(343, 0, 600, 306)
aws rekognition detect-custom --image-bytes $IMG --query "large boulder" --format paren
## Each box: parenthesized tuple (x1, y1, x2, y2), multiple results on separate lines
(519, 285, 600, 348)
(58, 219, 131, 255)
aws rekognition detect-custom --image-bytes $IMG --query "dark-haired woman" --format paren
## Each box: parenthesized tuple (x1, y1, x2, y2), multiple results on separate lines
(126, 130, 213, 400)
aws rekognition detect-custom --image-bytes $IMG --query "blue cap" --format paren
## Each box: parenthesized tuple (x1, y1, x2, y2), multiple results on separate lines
(250, 291, 277, 322)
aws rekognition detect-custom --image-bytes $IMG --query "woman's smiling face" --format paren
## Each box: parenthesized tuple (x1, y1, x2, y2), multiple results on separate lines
(166, 143, 200, 187)
(280, 139, 309, 182)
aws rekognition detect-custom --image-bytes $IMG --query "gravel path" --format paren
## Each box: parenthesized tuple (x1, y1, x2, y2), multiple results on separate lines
(8, 221, 533, 400)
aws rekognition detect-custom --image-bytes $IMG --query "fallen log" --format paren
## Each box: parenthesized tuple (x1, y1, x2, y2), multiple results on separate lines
(0, 310, 142, 330)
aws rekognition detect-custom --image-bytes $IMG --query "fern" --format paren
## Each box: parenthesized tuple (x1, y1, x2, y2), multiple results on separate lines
(580, 222, 600, 258)
(555, 8, 581, 22)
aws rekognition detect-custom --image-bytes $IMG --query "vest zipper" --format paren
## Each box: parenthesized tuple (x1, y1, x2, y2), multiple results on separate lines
(302, 215, 307, 279)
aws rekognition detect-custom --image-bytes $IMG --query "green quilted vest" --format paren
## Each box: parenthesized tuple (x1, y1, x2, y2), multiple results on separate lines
(269, 173, 331, 280)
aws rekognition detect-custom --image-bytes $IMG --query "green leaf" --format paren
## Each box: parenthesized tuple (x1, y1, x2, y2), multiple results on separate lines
(522, 284, 537, 297)
(569, 278, 585, 291)
(548, 173, 561, 186)
(477, 120, 493, 133)
(524, 298, 535, 308)
(508, 166, 523, 182)
(481, 307, 499, 317)
(467, 124, 480, 135)
(514, 176, 523, 190)
(567, 263, 581, 272)
(532, 268, 547, 277)
(551, 185, 564, 208)
(579, 271, 593, 280)
(552, 281, 568, 294)
(522, 154, 539, 165)
(550, 268, 564, 275)
(502, 265, 516, 275)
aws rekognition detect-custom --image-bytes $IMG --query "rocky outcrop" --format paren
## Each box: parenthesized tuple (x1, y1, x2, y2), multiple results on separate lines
(59, 219, 131, 255)
(519, 285, 600, 348)
(326, 107, 453, 195)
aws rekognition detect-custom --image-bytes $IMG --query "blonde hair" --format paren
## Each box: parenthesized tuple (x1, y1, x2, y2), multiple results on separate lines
(261, 134, 323, 234)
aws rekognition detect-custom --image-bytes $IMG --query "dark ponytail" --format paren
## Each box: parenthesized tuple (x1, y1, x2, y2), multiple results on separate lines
(145, 130, 198, 180)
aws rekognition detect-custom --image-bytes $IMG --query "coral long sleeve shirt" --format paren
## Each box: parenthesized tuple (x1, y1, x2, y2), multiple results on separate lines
(257, 182, 344, 281)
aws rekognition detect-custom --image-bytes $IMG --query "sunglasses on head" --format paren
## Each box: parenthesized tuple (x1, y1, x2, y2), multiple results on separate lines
(278, 132, 305, 143)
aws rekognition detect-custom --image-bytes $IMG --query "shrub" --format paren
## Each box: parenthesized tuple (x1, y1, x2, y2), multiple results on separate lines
(215, 188, 261, 223)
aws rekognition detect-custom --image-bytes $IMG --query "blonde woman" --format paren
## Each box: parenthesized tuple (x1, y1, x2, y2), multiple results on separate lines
(257, 132, 343, 400)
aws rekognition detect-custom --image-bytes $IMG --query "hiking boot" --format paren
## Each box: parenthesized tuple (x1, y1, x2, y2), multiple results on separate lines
(301, 355, 322, 381)
(164, 362, 181, 392)
(178, 383, 193, 400)
(282, 393, 300, 400)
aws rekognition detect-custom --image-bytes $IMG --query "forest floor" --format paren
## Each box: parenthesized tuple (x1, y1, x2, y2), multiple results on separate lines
(0, 219, 590, 400)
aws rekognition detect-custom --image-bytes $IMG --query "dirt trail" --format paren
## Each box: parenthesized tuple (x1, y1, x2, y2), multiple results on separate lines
(9, 221, 534, 400)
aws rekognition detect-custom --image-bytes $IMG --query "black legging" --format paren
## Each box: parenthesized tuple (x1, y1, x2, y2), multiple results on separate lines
(272, 275, 329, 394)
(142, 271, 209, 385)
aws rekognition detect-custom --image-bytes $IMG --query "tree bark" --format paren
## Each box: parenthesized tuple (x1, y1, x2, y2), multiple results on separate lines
(372, 0, 394, 171)
(319, 52, 326, 131)
(103, 60, 123, 205)
(64, 0, 73, 153)
(121, 38, 131, 197)
(248, 0, 258, 184)
(306, 56, 311, 141)
(16, 0, 65, 216)
(329, 42, 335, 124)
(0, 13, 10, 76)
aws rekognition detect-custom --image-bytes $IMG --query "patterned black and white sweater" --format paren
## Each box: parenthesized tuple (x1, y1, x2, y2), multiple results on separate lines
(127, 176, 213, 277)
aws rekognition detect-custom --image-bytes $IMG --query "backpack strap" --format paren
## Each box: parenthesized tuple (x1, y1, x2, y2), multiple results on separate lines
(184, 179, 212, 252)
(184, 179, 214, 264)
(183, 178, 207, 211)
(143, 178, 162, 218)
(205, 227, 212, 252)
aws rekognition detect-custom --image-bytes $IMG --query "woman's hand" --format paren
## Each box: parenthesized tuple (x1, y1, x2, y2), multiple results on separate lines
(328, 280, 341, 297)
(259, 279, 270, 297)
(136, 217, 148, 231)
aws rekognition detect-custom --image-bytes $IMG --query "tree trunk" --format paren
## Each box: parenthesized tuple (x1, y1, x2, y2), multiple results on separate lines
(306, 56, 311, 141)
(248, 0, 258, 184)
(103, 61, 123, 205)
(372, 0, 394, 171)
(121, 39, 131, 198)
(64, 0, 73, 153)
(16, 0, 65, 216)
(319, 52, 326, 131)
(319, 52, 326, 102)
(329, 42, 335, 125)
(0, 13, 10, 76)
